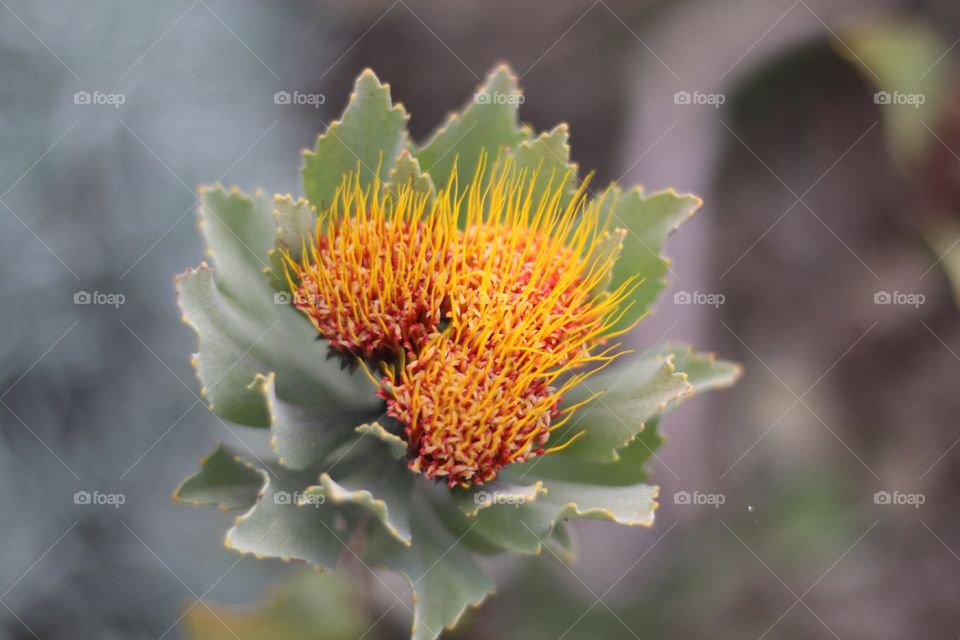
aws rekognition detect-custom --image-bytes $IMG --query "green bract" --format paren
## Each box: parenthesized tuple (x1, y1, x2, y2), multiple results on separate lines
(174, 65, 740, 640)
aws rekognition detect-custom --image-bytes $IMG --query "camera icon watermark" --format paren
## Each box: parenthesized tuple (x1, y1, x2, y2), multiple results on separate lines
(74, 490, 126, 509)
(873, 290, 925, 308)
(473, 490, 527, 508)
(274, 291, 320, 305)
(673, 290, 725, 308)
(874, 490, 925, 508)
(874, 91, 925, 108)
(74, 290, 126, 308)
(73, 90, 126, 109)
(474, 91, 525, 106)
(673, 490, 725, 508)
(673, 91, 726, 108)
(274, 90, 326, 109)
(273, 490, 325, 507)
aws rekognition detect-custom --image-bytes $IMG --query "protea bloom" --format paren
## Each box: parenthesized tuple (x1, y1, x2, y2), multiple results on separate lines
(283, 154, 637, 487)
(175, 66, 739, 640)
(285, 170, 455, 360)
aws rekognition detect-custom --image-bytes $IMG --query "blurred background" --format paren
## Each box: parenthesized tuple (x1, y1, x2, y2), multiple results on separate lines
(1, 0, 958, 638)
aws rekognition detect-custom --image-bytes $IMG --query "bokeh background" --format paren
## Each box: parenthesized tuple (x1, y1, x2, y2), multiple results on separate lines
(2, 1, 959, 638)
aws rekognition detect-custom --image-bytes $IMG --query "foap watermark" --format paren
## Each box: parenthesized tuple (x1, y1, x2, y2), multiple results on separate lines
(874, 91, 925, 108)
(474, 91, 524, 106)
(673, 490, 725, 508)
(74, 90, 126, 109)
(475, 291, 513, 306)
(673, 290, 725, 308)
(274, 90, 326, 109)
(274, 291, 320, 306)
(273, 490, 325, 507)
(473, 490, 527, 507)
(874, 490, 925, 508)
(873, 290, 924, 308)
(74, 490, 126, 509)
(674, 91, 726, 108)
(74, 290, 125, 308)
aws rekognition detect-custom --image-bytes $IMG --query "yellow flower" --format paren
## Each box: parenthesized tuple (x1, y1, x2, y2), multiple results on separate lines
(285, 153, 639, 487)
(285, 170, 457, 360)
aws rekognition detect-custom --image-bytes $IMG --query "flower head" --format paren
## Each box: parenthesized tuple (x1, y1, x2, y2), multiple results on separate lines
(287, 154, 639, 486)
(284, 171, 456, 360)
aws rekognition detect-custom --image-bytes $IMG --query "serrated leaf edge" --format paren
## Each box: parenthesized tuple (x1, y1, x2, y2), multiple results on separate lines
(355, 422, 408, 458)
(416, 63, 525, 155)
(305, 474, 412, 546)
(171, 440, 261, 512)
(301, 68, 411, 161)
(604, 354, 693, 462)
(459, 480, 548, 518)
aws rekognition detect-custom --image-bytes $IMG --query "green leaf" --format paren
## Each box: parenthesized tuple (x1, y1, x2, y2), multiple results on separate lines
(179, 186, 379, 426)
(465, 475, 659, 555)
(176, 265, 377, 427)
(301, 432, 415, 545)
(355, 422, 408, 459)
(267, 195, 316, 292)
(273, 196, 316, 256)
(543, 521, 578, 564)
(553, 353, 690, 462)
(451, 451, 663, 556)
(454, 479, 547, 517)
(255, 373, 378, 471)
(661, 344, 742, 400)
(197, 187, 276, 316)
(415, 64, 528, 195)
(449, 419, 663, 553)
(174, 442, 264, 511)
(553, 346, 739, 463)
(184, 570, 368, 640)
(176, 266, 272, 426)
(544, 479, 659, 526)
(365, 494, 496, 640)
(427, 490, 509, 557)
(387, 150, 436, 202)
(605, 188, 701, 334)
(504, 124, 579, 209)
(224, 462, 349, 568)
(303, 69, 409, 211)
(589, 228, 627, 297)
(516, 419, 664, 487)
(306, 459, 414, 546)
